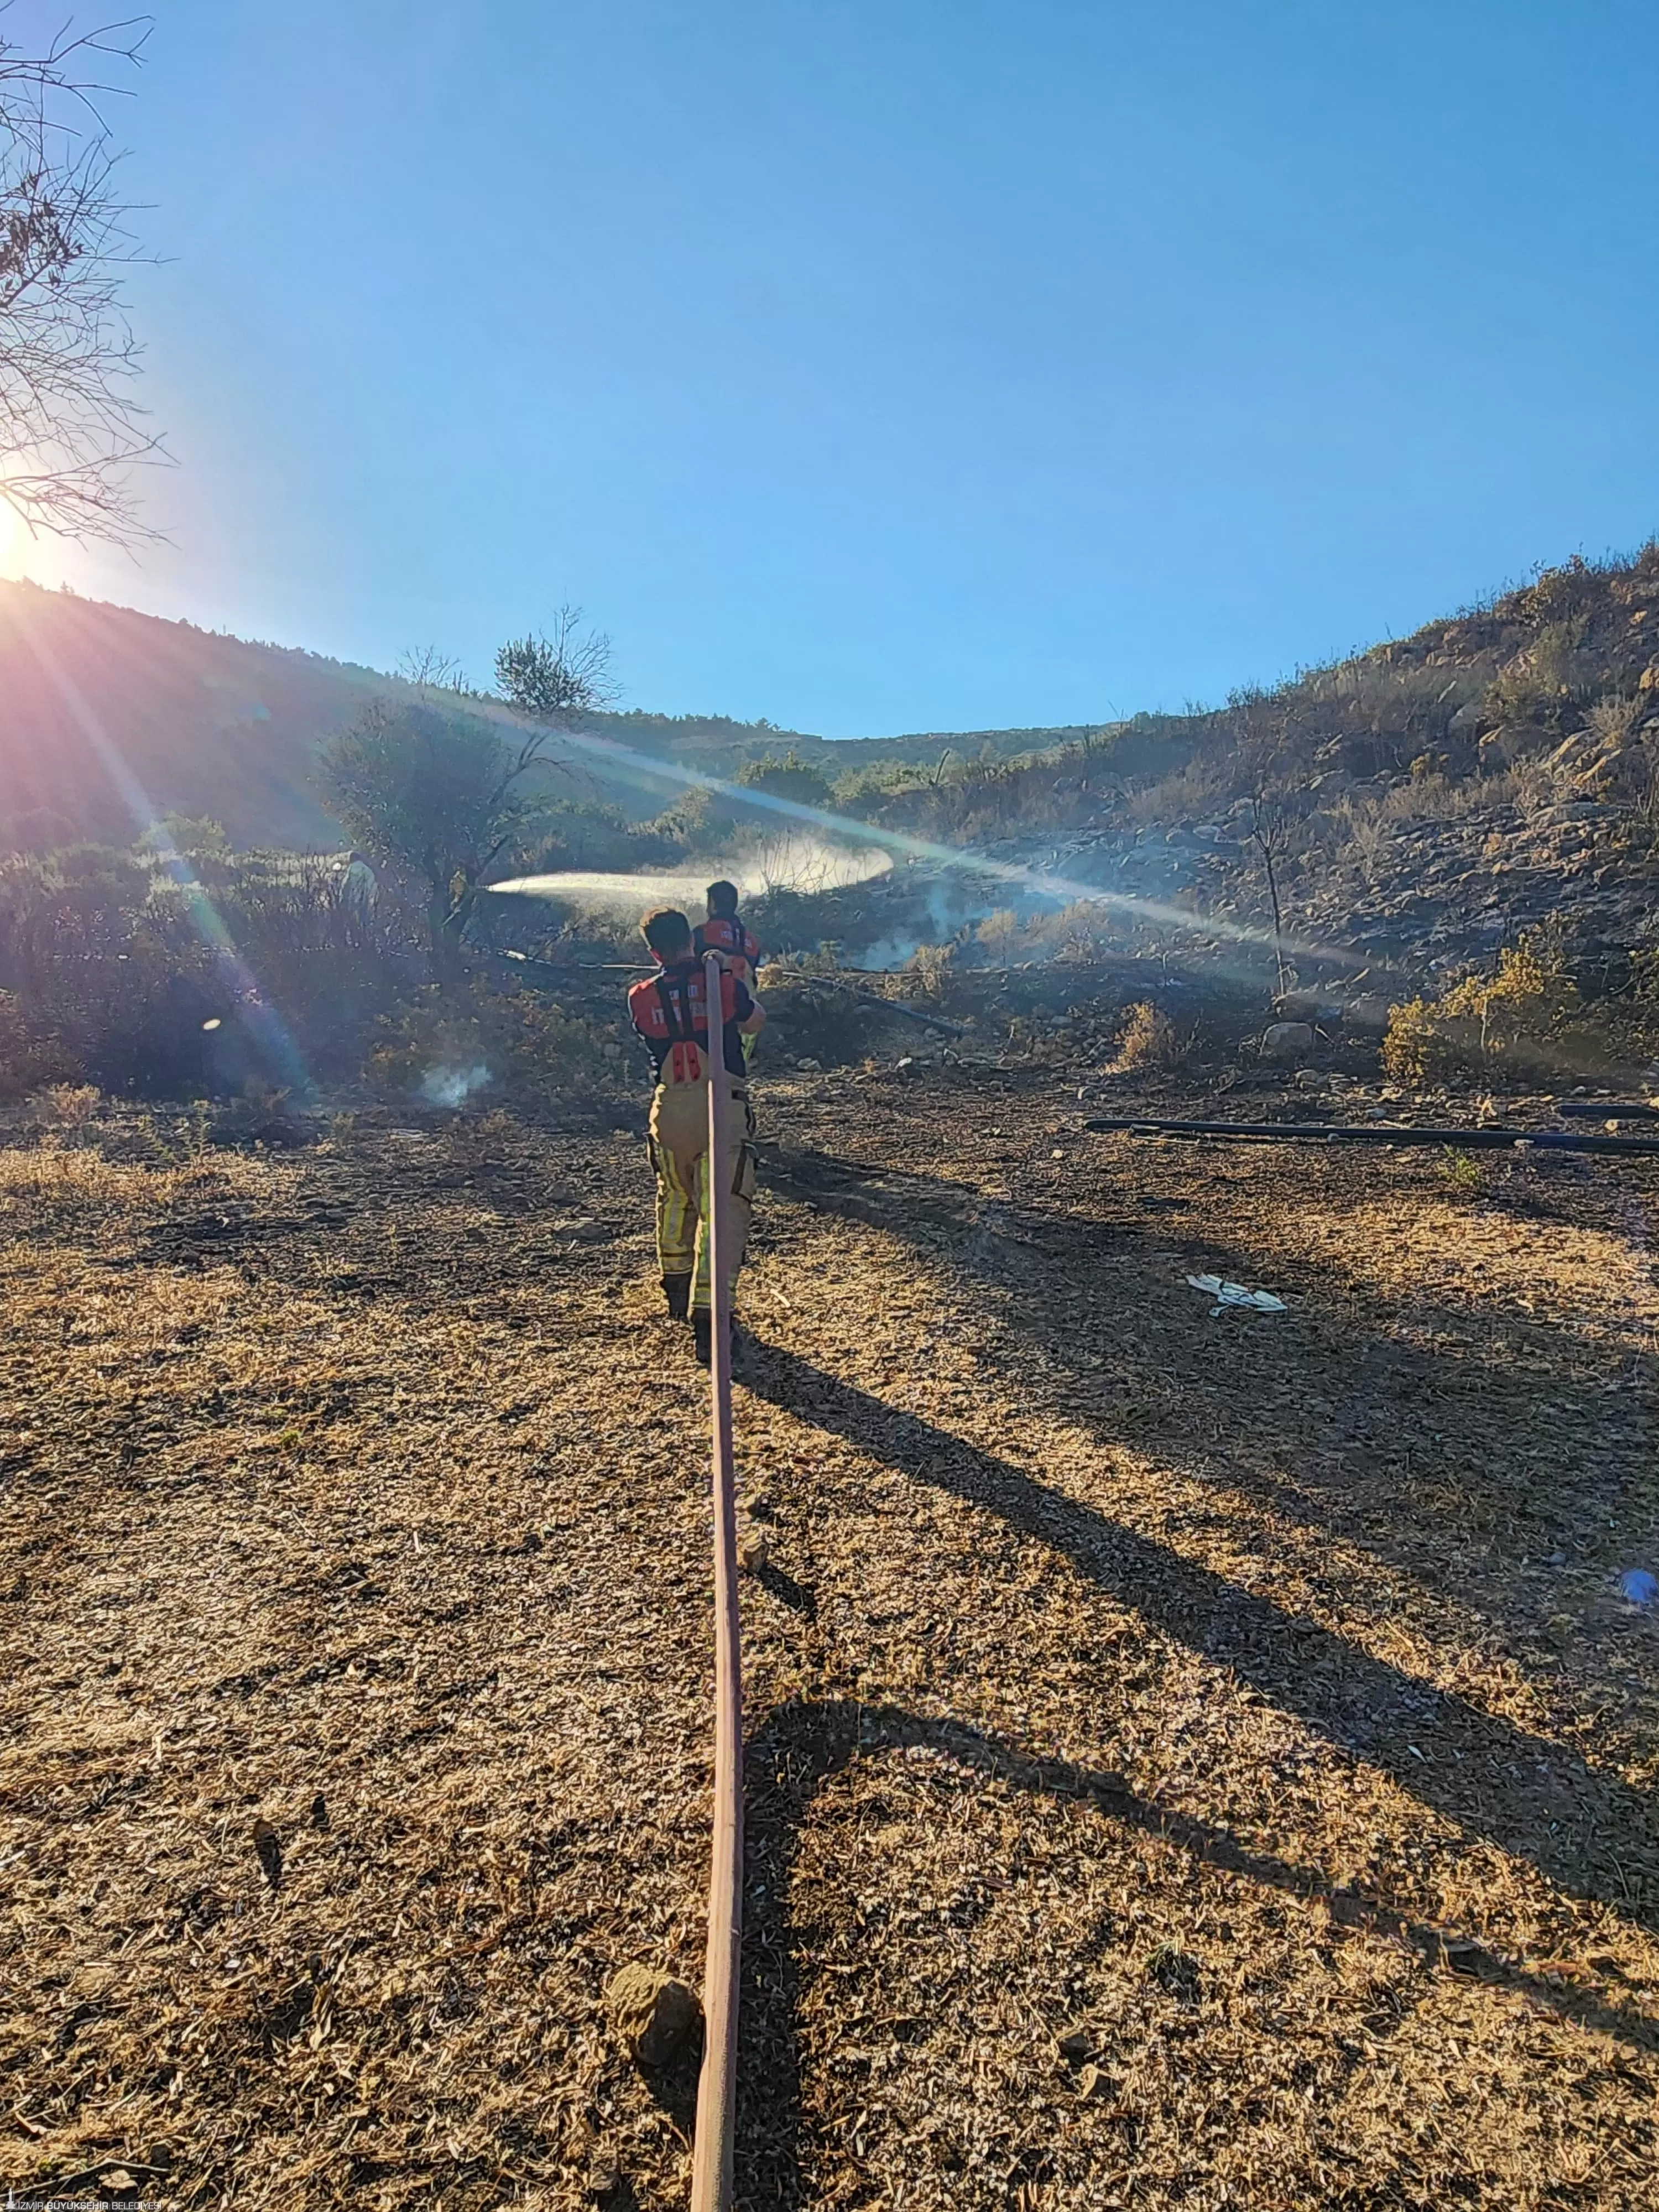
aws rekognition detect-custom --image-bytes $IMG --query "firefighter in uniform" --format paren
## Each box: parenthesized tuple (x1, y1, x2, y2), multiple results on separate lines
(694, 880, 763, 1065)
(627, 907, 765, 1365)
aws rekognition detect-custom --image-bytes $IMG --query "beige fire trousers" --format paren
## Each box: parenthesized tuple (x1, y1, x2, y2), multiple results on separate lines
(648, 1071, 755, 1314)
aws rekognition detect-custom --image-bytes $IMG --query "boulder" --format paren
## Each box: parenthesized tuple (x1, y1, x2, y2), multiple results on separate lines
(1340, 995, 1391, 1036)
(1478, 721, 1550, 767)
(1262, 1021, 1314, 1060)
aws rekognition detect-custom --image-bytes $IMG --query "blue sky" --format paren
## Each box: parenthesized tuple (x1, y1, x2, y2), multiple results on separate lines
(5, 0, 1659, 735)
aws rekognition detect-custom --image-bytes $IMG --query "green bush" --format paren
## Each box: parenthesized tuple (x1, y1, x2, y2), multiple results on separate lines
(735, 751, 835, 810)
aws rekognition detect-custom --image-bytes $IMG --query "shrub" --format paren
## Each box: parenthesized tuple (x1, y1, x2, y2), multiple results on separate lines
(1585, 692, 1649, 748)
(1485, 616, 1594, 728)
(735, 752, 835, 810)
(1380, 998, 1467, 1084)
(904, 943, 955, 1000)
(1436, 1147, 1487, 1198)
(1381, 925, 1659, 1086)
(1112, 1000, 1185, 1071)
(29, 1082, 102, 1134)
(974, 909, 1023, 962)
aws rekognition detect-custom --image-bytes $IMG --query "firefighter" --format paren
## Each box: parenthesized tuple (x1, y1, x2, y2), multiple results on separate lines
(694, 880, 763, 1066)
(694, 879, 763, 985)
(627, 907, 765, 1365)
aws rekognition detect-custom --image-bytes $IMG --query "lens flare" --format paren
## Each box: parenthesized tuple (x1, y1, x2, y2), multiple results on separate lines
(17, 622, 315, 1101)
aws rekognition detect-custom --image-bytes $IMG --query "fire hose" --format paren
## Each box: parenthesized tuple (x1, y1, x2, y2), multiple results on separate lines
(691, 951, 744, 2212)
(1083, 1113, 1659, 1155)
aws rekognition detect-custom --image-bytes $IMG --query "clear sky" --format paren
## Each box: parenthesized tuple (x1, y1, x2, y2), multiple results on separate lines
(3, 0, 1658, 736)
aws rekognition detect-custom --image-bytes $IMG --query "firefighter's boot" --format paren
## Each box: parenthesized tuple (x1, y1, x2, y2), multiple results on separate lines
(693, 1311, 735, 1369)
(662, 1273, 692, 1323)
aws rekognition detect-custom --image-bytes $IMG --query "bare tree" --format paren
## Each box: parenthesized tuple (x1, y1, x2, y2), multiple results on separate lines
(0, 12, 161, 540)
(494, 604, 615, 718)
(396, 644, 467, 693)
(1246, 790, 1293, 995)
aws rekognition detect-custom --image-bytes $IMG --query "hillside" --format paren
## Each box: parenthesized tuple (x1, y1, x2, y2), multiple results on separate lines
(831, 545, 1659, 991)
(9, 546, 1659, 1006)
(0, 581, 1074, 854)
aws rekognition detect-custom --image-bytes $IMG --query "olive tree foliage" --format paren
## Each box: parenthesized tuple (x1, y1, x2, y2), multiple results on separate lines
(494, 603, 615, 718)
(317, 700, 563, 960)
(0, 11, 161, 539)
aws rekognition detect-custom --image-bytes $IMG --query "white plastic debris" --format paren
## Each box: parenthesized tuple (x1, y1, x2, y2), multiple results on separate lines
(1185, 1273, 1287, 1315)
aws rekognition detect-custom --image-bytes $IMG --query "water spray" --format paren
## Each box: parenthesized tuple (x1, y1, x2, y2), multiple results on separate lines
(482, 717, 1367, 975)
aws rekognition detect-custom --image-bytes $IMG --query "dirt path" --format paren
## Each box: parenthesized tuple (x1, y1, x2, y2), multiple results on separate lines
(1, 1078, 1656, 2209)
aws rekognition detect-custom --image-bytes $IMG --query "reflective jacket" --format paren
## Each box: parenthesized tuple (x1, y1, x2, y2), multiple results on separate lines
(693, 913, 762, 984)
(627, 957, 754, 1083)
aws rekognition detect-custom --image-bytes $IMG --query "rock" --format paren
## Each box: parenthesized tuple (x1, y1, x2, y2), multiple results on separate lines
(604, 1964, 701, 2067)
(1543, 729, 1597, 775)
(1293, 1068, 1329, 1091)
(795, 1058, 822, 1073)
(1274, 990, 1339, 1022)
(1478, 721, 1550, 766)
(1341, 995, 1391, 1035)
(1262, 1021, 1314, 1060)
(736, 1516, 769, 1574)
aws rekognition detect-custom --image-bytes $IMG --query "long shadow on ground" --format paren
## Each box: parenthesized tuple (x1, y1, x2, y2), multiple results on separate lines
(737, 1697, 1658, 2210)
(759, 1140, 1656, 1635)
(740, 1344, 1658, 1932)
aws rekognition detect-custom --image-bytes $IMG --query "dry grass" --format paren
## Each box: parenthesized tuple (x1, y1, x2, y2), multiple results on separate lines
(1110, 1003, 1185, 1073)
(1, 1084, 1655, 2209)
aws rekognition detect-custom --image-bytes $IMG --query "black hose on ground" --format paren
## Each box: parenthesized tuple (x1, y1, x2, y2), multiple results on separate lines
(1082, 1115, 1659, 1156)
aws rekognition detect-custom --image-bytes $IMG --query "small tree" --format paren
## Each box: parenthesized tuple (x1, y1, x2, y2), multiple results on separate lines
(494, 604, 615, 718)
(317, 700, 560, 963)
(1246, 790, 1292, 995)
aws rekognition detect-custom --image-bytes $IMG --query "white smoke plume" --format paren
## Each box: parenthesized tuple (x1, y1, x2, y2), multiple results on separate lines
(420, 1062, 492, 1108)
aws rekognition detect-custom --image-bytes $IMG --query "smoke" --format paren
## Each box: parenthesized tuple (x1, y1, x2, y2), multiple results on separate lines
(420, 1062, 491, 1108)
(489, 836, 892, 910)
(848, 870, 1034, 971)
